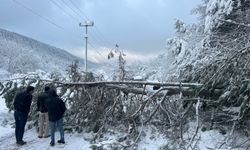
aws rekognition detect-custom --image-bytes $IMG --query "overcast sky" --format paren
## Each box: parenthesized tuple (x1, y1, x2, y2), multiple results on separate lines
(0, 0, 201, 63)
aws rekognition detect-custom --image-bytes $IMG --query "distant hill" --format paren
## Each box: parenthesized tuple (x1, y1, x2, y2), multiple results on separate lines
(0, 28, 96, 74)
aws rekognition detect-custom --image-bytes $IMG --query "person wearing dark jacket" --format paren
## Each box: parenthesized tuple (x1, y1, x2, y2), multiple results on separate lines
(37, 86, 50, 138)
(13, 86, 34, 146)
(46, 89, 66, 146)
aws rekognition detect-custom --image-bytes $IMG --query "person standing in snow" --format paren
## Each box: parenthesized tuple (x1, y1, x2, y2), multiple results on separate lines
(46, 89, 66, 146)
(37, 86, 50, 138)
(13, 86, 35, 146)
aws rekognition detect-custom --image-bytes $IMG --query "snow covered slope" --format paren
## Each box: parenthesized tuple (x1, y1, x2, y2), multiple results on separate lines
(0, 28, 96, 74)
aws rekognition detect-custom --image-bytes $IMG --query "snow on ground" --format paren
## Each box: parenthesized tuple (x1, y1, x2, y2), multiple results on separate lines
(0, 96, 14, 137)
(0, 96, 93, 150)
(0, 128, 92, 150)
(1, 95, 248, 150)
(0, 95, 169, 150)
(197, 129, 226, 149)
(184, 121, 226, 149)
(137, 127, 168, 150)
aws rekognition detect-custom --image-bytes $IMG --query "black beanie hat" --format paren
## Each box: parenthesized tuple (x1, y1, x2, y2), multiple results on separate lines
(26, 86, 35, 92)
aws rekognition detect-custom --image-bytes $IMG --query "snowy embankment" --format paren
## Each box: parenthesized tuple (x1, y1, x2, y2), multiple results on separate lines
(0, 96, 14, 137)
(0, 96, 93, 150)
(0, 96, 248, 150)
(0, 96, 168, 150)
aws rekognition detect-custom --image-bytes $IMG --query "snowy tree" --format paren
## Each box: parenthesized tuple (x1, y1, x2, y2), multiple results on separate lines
(108, 45, 127, 81)
(0, 37, 36, 73)
(134, 0, 250, 147)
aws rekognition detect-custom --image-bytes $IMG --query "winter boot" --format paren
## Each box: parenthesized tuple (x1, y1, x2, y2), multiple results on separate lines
(57, 140, 65, 144)
(50, 141, 55, 146)
(17, 140, 27, 146)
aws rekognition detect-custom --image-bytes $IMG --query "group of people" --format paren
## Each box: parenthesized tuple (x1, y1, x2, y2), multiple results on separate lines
(13, 85, 66, 147)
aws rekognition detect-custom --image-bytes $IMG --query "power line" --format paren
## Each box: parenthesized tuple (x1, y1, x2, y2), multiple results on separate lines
(61, 0, 84, 21)
(63, 1, 108, 61)
(12, 0, 64, 30)
(12, 0, 83, 40)
(58, 0, 111, 57)
(59, 0, 110, 45)
(50, 0, 108, 61)
(67, 0, 116, 46)
(68, 0, 90, 21)
(49, 0, 80, 23)
(88, 41, 108, 60)
(93, 26, 116, 46)
(13, 0, 109, 62)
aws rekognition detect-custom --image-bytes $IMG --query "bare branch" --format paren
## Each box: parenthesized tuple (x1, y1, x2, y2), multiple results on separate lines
(187, 98, 200, 149)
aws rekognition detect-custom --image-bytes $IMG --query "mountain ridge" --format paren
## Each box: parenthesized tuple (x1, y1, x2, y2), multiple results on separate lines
(0, 28, 96, 74)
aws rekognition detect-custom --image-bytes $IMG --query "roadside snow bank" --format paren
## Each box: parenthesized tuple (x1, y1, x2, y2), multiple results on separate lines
(0, 96, 14, 138)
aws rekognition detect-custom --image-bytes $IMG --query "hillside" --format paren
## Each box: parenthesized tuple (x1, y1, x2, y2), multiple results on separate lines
(0, 28, 96, 74)
(1, 0, 250, 149)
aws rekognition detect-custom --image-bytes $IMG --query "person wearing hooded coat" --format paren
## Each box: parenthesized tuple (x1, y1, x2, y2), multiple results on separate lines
(46, 89, 66, 146)
(13, 86, 35, 146)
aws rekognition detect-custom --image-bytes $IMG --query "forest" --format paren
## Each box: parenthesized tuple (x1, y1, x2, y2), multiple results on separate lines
(1, 0, 250, 149)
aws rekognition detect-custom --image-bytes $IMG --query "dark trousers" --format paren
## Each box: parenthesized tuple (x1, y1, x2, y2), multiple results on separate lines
(14, 111, 28, 143)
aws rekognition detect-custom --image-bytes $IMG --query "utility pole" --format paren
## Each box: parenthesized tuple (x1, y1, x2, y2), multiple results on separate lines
(79, 21, 94, 72)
